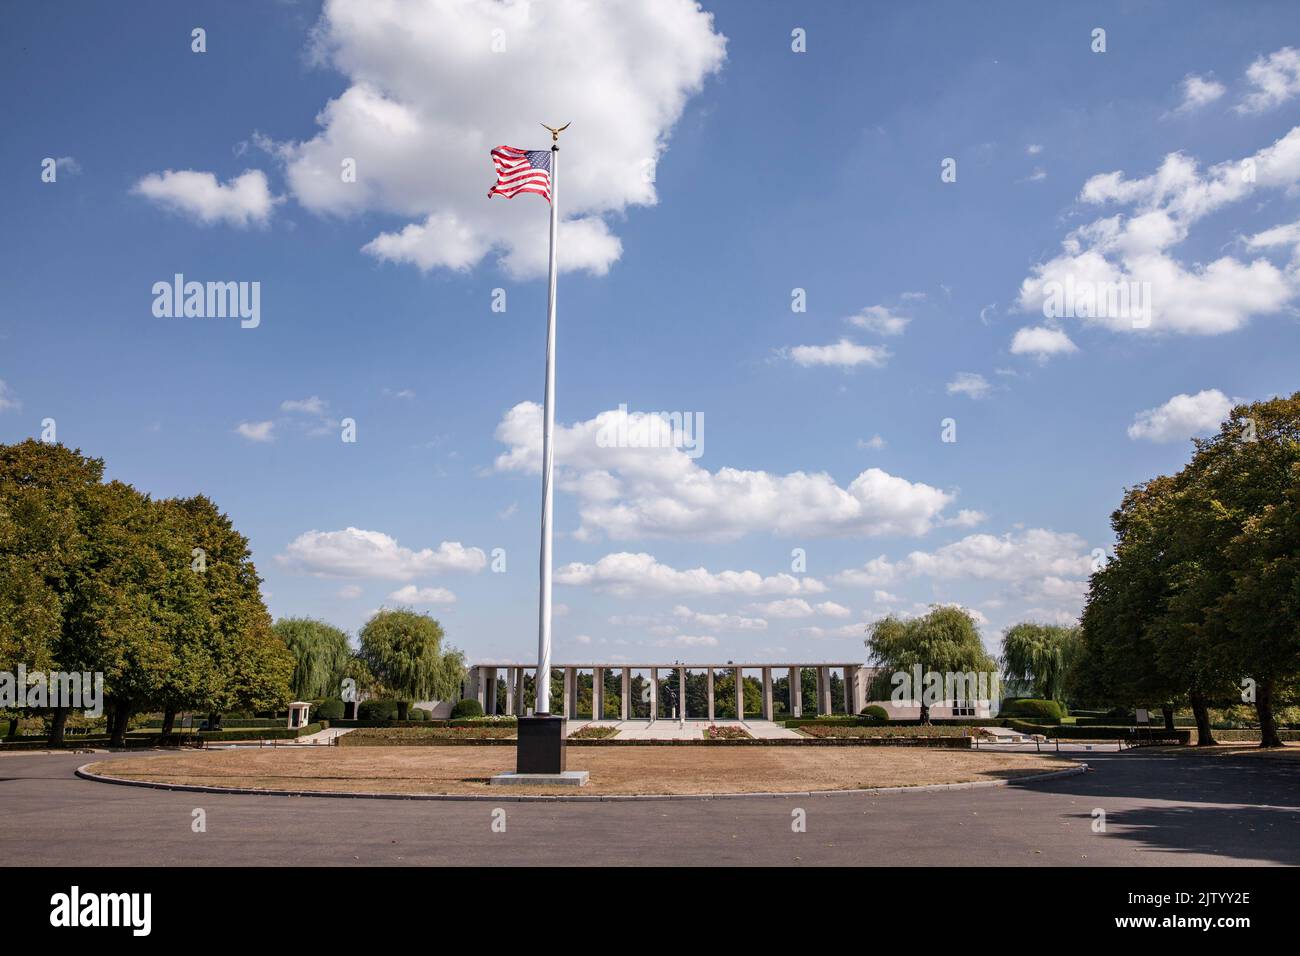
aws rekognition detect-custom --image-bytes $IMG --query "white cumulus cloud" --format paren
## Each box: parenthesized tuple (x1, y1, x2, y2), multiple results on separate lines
(1016, 126, 1300, 335)
(847, 305, 909, 336)
(274, 0, 726, 278)
(1238, 46, 1300, 114)
(1127, 389, 1237, 443)
(1174, 73, 1226, 114)
(235, 420, 275, 442)
(555, 552, 827, 598)
(494, 402, 960, 540)
(784, 339, 890, 369)
(133, 169, 281, 226)
(946, 372, 991, 399)
(278, 528, 486, 579)
(1010, 325, 1078, 358)
(388, 584, 457, 604)
(0, 380, 21, 413)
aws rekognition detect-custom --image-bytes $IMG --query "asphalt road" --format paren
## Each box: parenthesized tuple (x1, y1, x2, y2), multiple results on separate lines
(1, 749, 1296, 866)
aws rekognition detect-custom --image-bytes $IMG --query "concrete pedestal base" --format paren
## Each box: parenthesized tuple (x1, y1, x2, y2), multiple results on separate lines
(490, 770, 590, 787)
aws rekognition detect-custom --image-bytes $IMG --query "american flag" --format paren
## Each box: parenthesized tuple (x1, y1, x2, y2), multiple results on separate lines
(487, 146, 552, 203)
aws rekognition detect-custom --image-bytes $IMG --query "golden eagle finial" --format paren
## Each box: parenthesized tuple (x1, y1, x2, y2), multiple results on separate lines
(541, 122, 570, 143)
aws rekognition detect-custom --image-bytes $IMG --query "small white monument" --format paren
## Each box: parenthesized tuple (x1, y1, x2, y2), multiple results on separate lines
(287, 702, 311, 729)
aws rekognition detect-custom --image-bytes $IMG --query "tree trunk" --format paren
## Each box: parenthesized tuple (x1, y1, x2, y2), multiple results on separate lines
(48, 707, 70, 747)
(109, 699, 131, 748)
(1255, 679, 1283, 748)
(161, 706, 176, 736)
(1161, 705, 1175, 732)
(1190, 692, 1217, 746)
(396, 701, 410, 721)
(6, 717, 17, 738)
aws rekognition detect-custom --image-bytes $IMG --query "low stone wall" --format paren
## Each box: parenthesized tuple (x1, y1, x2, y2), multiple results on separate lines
(339, 732, 972, 749)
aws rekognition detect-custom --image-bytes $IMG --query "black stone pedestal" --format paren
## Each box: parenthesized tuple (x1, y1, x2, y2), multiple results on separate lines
(516, 714, 567, 774)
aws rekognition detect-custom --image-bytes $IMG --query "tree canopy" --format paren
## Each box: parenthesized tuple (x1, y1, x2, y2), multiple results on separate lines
(1000, 622, 1081, 703)
(357, 608, 465, 717)
(1076, 393, 1300, 746)
(0, 440, 293, 744)
(865, 605, 996, 722)
(274, 617, 352, 701)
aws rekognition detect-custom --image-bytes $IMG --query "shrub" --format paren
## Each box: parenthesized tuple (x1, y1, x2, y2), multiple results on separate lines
(859, 705, 890, 723)
(1000, 698, 1063, 723)
(358, 699, 400, 721)
(407, 708, 430, 721)
(314, 698, 345, 721)
(451, 698, 484, 719)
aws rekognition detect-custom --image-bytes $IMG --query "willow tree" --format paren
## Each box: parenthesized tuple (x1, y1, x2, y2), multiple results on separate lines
(274, 617, 352, 701)
(1000, 623, 1081, 703)
(866, 605, 996, 724)
(357, 608, 465, 719)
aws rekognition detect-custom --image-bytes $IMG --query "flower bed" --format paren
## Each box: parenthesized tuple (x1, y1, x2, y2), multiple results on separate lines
(568, 725, 619, 739)
(703, 725, 752, 740)
(338, 726, 517, 746)
(798, 724, 977, 739)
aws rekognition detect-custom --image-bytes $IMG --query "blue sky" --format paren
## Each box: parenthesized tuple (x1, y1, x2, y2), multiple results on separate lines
(3, 0, 1300, 665)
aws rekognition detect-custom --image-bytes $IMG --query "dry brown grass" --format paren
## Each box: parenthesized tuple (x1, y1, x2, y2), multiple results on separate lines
(87, 745, 1071, 797)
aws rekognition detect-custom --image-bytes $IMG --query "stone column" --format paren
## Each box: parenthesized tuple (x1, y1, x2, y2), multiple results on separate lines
(562, 667, 573, 719)
(678, 667, 686, 721)
(762, 666, 773, 720)
(485, 667, 497, 715)
(706, 667, 715, 721)
(516, 667, 527, 716)
(505, 667, 516, 716)
(648, 668, 658, 721)
(845, 665, 859, 715)
(620, 668, 630, 720)
(789, 666, 801, 718)
(592, 666, 603, 720)
(735, 666, 744, 721)
(819, 666, 832, 716)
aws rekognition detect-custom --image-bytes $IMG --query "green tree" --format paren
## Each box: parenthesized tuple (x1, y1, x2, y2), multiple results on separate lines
(1077, 393, 1300, 746)
(0, 441, 106, 745)
(1188, 395, 1300, 747)
(1075, 476, 1192, 734)
(274, 617, 352, 701)
(358, 608, 464, 718)
(866, 605, 996, 724)
(162, 495, 292, 731)
(1000, 622, 1081, 703)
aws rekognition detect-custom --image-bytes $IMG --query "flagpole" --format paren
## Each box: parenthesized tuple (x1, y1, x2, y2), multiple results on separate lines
(535, 139, 559, 716)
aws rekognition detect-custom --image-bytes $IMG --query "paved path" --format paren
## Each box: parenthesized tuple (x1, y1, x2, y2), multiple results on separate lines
(1, 749, 1295, 866)
(289, 726, 355, 745)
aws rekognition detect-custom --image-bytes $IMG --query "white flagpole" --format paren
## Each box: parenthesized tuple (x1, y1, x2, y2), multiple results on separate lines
(535, 140, 559, 715)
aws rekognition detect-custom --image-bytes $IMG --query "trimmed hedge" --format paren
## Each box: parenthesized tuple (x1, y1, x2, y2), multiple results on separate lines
(450, 699, 485, 719)
(313, 699, 345, 721)
(142, 718, 285, 729)
(358, 699, 402, 721)
(799, 724, 979, 739)
(1006, 719, 1189, 743)
(859, 705, 889, 722)
(783, 716, 1004, 729)
(998, 699, 1064, 723)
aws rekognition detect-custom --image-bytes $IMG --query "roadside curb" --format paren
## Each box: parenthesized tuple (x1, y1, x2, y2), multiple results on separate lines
(74, 760, 1087, 803)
